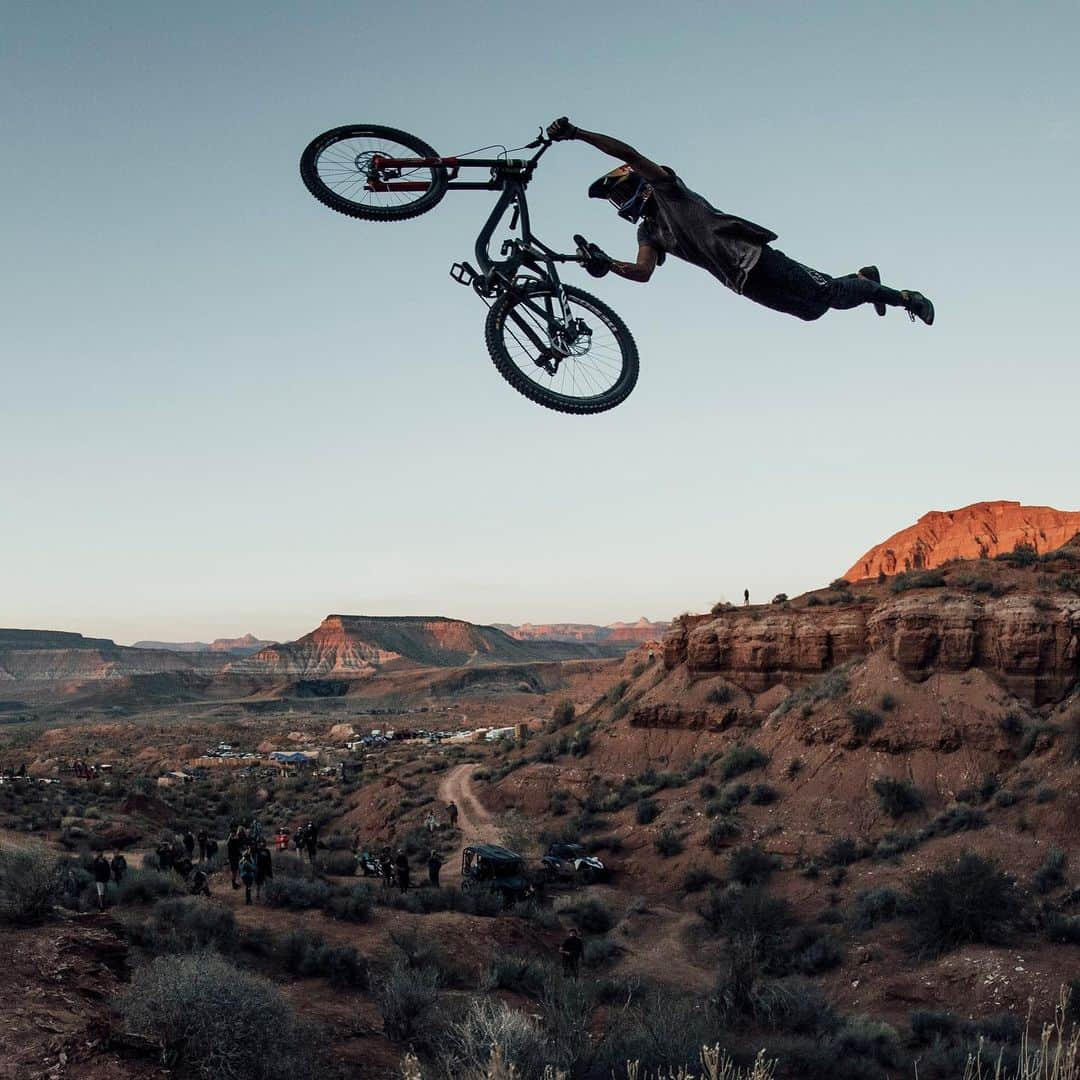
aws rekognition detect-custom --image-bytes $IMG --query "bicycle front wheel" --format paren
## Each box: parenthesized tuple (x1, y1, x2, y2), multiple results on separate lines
(484, 283, 639, 415)
(300, 124, 448, 221)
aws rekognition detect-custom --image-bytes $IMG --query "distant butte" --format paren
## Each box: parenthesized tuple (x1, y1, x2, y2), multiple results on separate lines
(844, 501, 1080, 581)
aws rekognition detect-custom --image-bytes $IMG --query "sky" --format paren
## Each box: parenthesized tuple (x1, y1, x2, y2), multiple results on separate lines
(3, 1, 1078, 645)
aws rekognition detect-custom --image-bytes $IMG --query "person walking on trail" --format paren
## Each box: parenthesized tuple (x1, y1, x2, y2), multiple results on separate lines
(395, 851, 410, 894)
(275, 826, 289, 852)
(545, 118, 935, 327)
(427, 849, 444, 888)
(381, 846, 395, 889)
(110, 851, 127, 885)
(92, 853, 111, 911)
(156, 839, 175, 872)
(239, 851, 256, 905)
(254, 842, 273, 902)
(559, 928, 584, 977)
(182, 829, 195, 860)
(196, 827, 209, 862)
(227, 826, 243, 890)
(743, 589, 750, 607)
(304, 822, 318, 865)
(425, 811, 438, 834)
(446, 801, 459, 829)
(190, 867, 211, 897)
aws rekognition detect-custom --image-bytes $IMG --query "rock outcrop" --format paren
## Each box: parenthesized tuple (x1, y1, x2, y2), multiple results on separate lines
(230, 614, 624, 677)
(844, 501, 1080, 581)
(497, 617, 668, 646)
(664, 589, 1080, 706)
(133, 633, 274, 655)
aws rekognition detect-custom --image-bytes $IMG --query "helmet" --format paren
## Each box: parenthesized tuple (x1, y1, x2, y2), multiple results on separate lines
(588, 165, 652, 222)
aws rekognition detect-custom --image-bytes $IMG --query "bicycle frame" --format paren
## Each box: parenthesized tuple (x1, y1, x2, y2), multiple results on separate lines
(369, 141, 583, 352)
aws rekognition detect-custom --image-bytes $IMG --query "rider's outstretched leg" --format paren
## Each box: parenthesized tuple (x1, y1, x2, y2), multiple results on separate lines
(827, 272, 934, 325)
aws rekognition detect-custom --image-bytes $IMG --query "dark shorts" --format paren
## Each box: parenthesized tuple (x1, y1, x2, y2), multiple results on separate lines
(742, 246, 832, 321)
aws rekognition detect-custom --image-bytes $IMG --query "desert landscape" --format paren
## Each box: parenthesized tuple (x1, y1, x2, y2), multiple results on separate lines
(2, 501, 1080, 1079)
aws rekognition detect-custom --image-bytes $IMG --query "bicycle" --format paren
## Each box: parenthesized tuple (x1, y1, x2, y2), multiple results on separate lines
(300, 124, 638, 414)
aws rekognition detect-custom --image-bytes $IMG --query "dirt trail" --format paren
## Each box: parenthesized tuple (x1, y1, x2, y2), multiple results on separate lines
(436, 763, 499, 881)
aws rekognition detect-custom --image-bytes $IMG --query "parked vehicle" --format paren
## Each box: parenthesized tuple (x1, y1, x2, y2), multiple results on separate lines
(460, 843, 532, 904)
(541, 842, 606, 884)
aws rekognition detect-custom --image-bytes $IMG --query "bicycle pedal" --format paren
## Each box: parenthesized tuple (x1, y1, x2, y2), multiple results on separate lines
(450, 261, 478, 287)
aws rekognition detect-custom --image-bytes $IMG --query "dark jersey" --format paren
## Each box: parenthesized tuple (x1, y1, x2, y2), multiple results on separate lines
(637, 168, 777, 294)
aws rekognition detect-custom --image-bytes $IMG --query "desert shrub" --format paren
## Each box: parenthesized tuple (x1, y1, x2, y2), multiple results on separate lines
(879, 692, 898, 712)
(551, 700, 576, 729)
(890, 569, 947, 593)
(785, 758, 804, 780)
(272, 853, 309, 878)
(999, 711, 1026, 736)
(570, 898, 615, 934)
(993, 788, 1019, 808)
(261, 876, 331, 911)
(729, 844, 781, 886)
(1019, 722, 1061, 760)
(996, 542, 1038, 567)
(583, 936, 621, 968)
(376, 962, 443, 1046)
(635, 797, 660, 825)
(0, 844, 61, 923)
(1033, 848, 1067, 894)
(739, 977, 839, 1036)
(706, 685, 733, 706)
(715, 782, 751, 813)
(116, 953, 318, 1080)
(873, 829, 922, 861)
(699, 781, 719, 799)
(926, 804, 987, 837)
(834, 1015, 902, 1068)
(654, 828, 684, 857)
(682, 866, 717, 893)
(442, 997, 551, 1079)
(772, 593, 789, 604)
(851, 887, 906, 930)
(909, 1008, 961, 1044)
(390, 928, 468, 985)
(718, 745, 769, 781)
(607, 680, 629, 705)
(849, 708, 883, 740)
(823, 836, 861, 867)
(131, 897, 236, 954)
(749, 783, 778, 806)
(789, 927, 844, 975)
(1035, 786, 1057, 803)
(281, 928, 368, 988)
(1046, 913, 1080, 944)
(326, 882, 375, 922)
(705, 815, 742, 851)
(484, 955, 554, 999)
(873, 776, 924, 818)
(907, 852, 1023, 956)
(316, 849, 356, 876)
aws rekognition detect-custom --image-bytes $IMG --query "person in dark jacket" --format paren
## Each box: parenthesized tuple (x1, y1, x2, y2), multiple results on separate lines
(381, 846, 394, 889)
(395, 851, 410, 894)
(156, 840, 174, 872)
(238, 851, 256, 905)
(226, 826, 243, 890)
(92, 853, 111, 910)
(190, 868, 211, 897)
(427, 850, 443, 888)
(182, 829, 195, 859)
(196, 828, 209, 861)
(254, 843, 273, 901)
(559, 928, 584, 977)
(545, 118, 935, 327)
(110, 851, 127, 885)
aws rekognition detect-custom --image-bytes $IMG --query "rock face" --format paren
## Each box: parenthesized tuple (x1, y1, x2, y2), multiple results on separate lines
(663, 589, 1080, 707)
(230, 614, 624, 677)
(845, 501, 1080, 581)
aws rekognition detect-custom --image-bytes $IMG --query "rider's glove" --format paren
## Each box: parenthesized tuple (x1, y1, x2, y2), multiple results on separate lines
(574, 234, 612, 278)
(547, 117, 578, 142)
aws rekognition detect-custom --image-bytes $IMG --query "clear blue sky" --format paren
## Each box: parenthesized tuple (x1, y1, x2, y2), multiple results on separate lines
(3, 1, 1078, 644)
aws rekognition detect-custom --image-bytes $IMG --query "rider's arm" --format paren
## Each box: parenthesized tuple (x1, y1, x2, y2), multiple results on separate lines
(548, 119, 666, 183)
(611, 244, 659, 283)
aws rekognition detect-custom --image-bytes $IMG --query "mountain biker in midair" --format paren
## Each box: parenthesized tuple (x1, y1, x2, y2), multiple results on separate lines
(547, 118, 934, 326)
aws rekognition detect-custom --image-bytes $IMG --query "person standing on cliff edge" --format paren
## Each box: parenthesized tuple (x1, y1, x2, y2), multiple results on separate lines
(546, 118, 935, 326)
(743, 589, 749, 606)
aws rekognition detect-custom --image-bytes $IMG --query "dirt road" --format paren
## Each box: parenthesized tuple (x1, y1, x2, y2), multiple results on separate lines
(436, 763, 500, 881)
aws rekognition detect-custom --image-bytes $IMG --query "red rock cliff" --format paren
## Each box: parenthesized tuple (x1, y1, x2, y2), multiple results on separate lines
(844, 501, 1080, 581)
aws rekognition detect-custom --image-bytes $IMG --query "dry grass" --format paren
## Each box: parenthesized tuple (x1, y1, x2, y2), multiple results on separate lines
(960, 990, 1079, 1080)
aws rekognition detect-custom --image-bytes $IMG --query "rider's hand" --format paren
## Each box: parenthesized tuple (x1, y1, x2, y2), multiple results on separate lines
(574, 234, 612, 278)
(547, 117, 578, 142)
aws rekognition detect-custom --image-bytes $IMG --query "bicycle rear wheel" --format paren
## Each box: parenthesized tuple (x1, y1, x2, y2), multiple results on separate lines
(485, 283, 639, 415)
(300, 124, 448, 221)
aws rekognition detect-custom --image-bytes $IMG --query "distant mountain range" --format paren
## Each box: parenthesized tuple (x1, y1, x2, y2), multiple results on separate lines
(133, 634, 274, 656)
(494, 617, 668, 645)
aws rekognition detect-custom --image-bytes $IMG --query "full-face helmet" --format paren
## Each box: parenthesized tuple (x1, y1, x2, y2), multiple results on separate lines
(587, 164, 652, 223)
